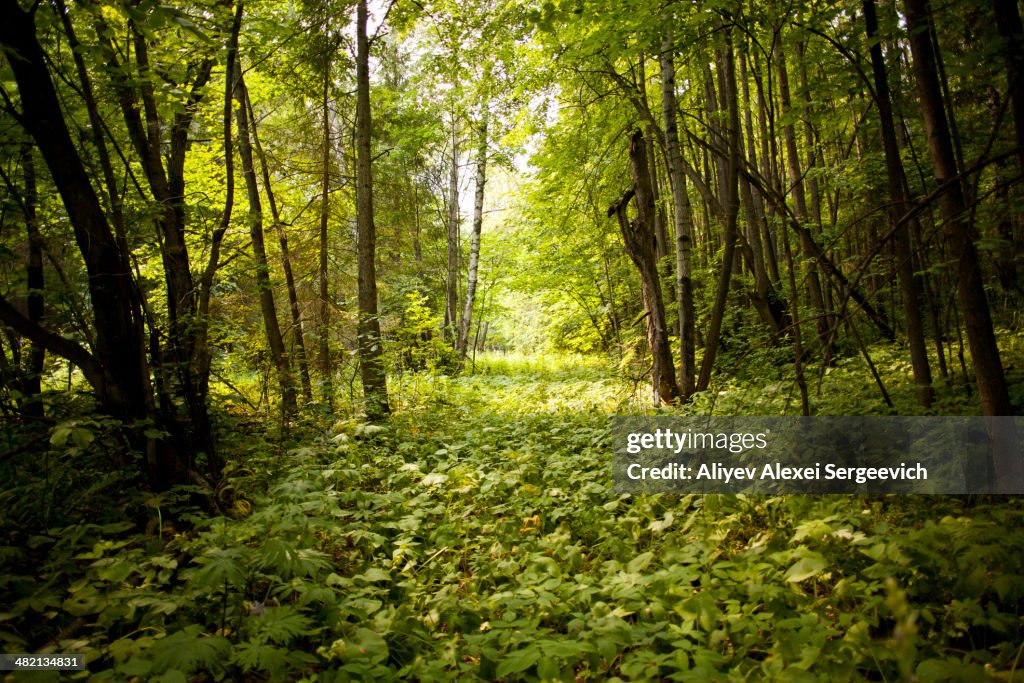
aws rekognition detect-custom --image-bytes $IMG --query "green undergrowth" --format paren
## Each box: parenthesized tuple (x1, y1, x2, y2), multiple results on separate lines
(2, 350, 1024, 681)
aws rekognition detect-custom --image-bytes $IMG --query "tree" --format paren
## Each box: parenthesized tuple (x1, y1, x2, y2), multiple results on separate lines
(696, 23, 742, 393)
(863, 0, 934, 408)
(660, 26, 696, 399)
(0, 0, 160, 469)
(610, 131, 680, 405)
(904, 0, 1012, 417)
(234, 61, 298, 415)
(457, 107, 488, 359)
(354, 0, 390, 419)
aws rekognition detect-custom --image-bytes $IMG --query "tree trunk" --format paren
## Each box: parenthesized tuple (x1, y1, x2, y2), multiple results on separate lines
(753, 51, 783, 287)
(660, 28, 696, 399)
(445, 113, 461, 343)
(698, 33, 741, 392)
(235, 69, 297, 415)
(775, 38, 832, 359)
(355, 0, 390, 419)
(457, 112, 487, 359)
(246, 88, 314, 403)
(319, 60, 333, 407)
(195, 4, 242, 473)
(904, 0, 1012, 417)
(611, 131, 680, 405)
(864, 0, 934, 408)
(21, 146, 45, 417)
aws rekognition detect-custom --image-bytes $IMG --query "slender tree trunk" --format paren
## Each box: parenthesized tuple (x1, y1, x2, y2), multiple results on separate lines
(355, 0, 390, 419)
(905, 0, 1012, 417)
(611, 132, 680, 404)
(992, 158, 1020, 295)
(798, 44, 840, 325)
(776, 38, 832, 359)
(864, 0, 934, 408)
(661, 28, 696, 399)
(120, 28, 214, 461)
(246, 89, 314, 403)
(235, 69, 297, 415)
(700, 36, 741, 389)
(457, 112, 487, 359)
(738, 51, 770, 291)
(196, 0, 241, 429)
(413, 174, 423, 269)
(445, 112, 460, 342)
(193, 4, 242, 481)
(94, 8, 220, 473)
(319, 60, 333, 407)
(781, 182, 811, 416)
(698, 32, 741, 392)
(21, 146, 44, 417)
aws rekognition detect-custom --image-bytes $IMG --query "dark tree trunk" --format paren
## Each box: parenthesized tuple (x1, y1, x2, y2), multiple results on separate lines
(246, 89, 314, 403)
(93, 2, 220, 474)
(610, 131, 680, 405)
(355, 0, 390, 419)
(21, 146, 45, 417)
(775, 38, 832, 360)
(235, 70, 297, 415)
(196, 5, 242, 475)
(904, 0, 1012, 417)
(698, 33, 742, 392)
(319, 61, 333, 407)
(864, 0, 934, 408)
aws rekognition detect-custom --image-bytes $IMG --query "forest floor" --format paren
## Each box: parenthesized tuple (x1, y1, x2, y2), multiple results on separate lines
(2, 350, 1024, 681)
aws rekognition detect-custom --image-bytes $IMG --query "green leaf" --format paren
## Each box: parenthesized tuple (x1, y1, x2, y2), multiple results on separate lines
(627, 551, 655, 573)
(496, 646, 540, 678)
(356, 567, 391, 582)
(191, 547, 247, 589)
(785, 554, 828, 582)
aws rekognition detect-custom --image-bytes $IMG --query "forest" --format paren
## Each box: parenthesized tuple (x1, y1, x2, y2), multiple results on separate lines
(1, 0, 1023, 677)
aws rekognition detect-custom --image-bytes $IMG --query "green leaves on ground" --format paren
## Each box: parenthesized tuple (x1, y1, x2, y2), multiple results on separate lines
(2, 360, 1023, 680)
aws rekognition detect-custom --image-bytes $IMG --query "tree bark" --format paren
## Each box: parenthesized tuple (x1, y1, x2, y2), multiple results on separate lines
(610, 131, 680, 405)
(246, 88, 314, 403)
(235, 69, 297, 415)
(457, 112, 487, 359)
(660, 28, 696, 399)
(94, 4, 218, 472)
(445, 112, 461, 343)
(864, 0, 934, 408)
(698, 33, 742, 392)
(21, 146, 45, 417)
(904, 0, 1012, 417)
(775, 37, 832, 360)
(196, 4, 242, 468)
(319, 59, 333, 407)
(355, 0, 390, 419)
